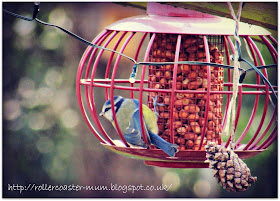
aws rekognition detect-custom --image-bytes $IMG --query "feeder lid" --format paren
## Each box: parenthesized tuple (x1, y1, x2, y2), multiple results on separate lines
(106, 3, 270, 36)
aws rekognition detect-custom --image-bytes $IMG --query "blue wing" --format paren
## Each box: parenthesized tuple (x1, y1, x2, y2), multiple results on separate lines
(149, 132, 179, 157)
(123, 109, 151, 148)
(124, 100, 178, 157)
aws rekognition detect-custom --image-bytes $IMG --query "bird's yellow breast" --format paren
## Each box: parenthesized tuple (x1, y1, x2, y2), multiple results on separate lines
(113, 99, 158, 135)
(142, 104, 158, 134)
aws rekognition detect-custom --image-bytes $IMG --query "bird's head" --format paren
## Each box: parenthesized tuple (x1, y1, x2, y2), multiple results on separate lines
(99, 96, 124, 121)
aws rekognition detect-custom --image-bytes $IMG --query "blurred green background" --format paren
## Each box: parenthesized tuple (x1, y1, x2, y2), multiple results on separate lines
(3, 2, 277, 198)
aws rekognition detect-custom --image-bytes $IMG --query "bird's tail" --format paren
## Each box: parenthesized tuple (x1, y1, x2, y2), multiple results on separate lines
(149, 132, 179, 157)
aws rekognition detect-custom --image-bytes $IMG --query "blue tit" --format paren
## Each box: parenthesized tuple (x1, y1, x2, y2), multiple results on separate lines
(99, 96, 179, 157)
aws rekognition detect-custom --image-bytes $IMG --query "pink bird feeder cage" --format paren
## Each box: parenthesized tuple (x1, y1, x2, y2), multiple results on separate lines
(76, 3, 277, 168)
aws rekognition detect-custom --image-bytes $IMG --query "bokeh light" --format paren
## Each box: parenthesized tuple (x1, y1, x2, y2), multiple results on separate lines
(13, 17, 36, 37)
(60, 109, 80, 129)
(40, 31, 62, 50)
(193, 179, 211, 197)
(36, 136, 55, 154)
(49, 8, 73, 31)
(162, 171, 181, 192)
(4, 99, 21, 120)
(44, 68, 62, 88)
(28, 111, 46, 130)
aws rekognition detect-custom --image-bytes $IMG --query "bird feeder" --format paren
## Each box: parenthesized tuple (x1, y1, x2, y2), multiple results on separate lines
(76, 3, 277, 168)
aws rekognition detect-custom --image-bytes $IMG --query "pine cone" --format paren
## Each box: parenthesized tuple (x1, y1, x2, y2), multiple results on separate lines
(205, 141, 257, 192)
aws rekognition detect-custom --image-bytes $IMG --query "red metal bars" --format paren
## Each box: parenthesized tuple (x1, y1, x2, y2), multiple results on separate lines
(169, 34, 182, 144)
(76, 30, 109, 144)
(131, 33, 148, 99)
(110, 32, 136, 147)
(198, 36, 211, 150)
(139, 33, 156, 145)
(104, 32, 127, 100)
(88, 31, 119, 146)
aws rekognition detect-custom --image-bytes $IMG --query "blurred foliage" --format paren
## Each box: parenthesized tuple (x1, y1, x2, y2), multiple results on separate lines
(3, 2, 277, 198)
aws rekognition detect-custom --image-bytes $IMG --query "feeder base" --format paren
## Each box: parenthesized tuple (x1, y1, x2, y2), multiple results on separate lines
(101, 142, 265, 168)
(144, 160, 209, 168)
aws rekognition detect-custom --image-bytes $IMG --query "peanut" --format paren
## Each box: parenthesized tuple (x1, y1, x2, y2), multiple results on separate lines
(196, 88, 206, 99)
(188, 81, 201, 90)
(152, 50, 157, 57)
(182, 98, 190, 105)
(191, 65, 201, 71)
(197, 51, 206, 58)
(193, 146, 200, 150)
(198, 70, 207, 78)
(152, 42, 158, 49)
(186, 46, 198, 53)
(164, 96, 171, 105)
(175, 99, 183, 108)
(176, 82, 182, 90)
(165, 65, 173, 71)
(206, 130, 215, 140)
(159, 112, 168, 119)
(154, 83, 161, 89)
(166, 43, 175, 50)
(164, 129, 171, 136)
(176, 93, 184, 99)
(159, 78, 167, 86)
(179, 110, 189, 119)
(188, 113, 199, 121)
(173, 121, 183, 129)
(184, 133, 198, 140)
(190, 122, 201, 134)
(155, 71, 163, 78)
(149, 75, 156, 82)
(198, 118, 206, 126)
(188, 71, 198, 80)
(177, 75, 183, 82)
(201, 65, 214, 71)
(176, 66, 182, 74)
(158, 105, 165, 112)
(185, 125, 192, 132)
(158, 124, 164, 131)
(176, 138, 186, 145)
(207, 111, 215, 120)
(182, 64, 191, 74)
(184, 93, 194, 99)
(208, 121, 215, 130)
(202, 79, 208, 88)
(177, 127, 187, 135)
(182, 78, 189, 89)
(173, 110, 179, 120)
(186, 140, 194, 147)
(184, 38, 197, 46)
(179, 53, 188, 59)
(194, 136, 207, 145)
(164, 71, 172, 79)
(156, 49, 162, 57)
(166, 50, 174, 59)
(179, 145, 186, 151)
(192, 125, 201, 134)
(184, 105, 200, 113)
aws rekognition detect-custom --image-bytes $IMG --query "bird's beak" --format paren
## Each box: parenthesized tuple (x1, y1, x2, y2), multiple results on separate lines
(99, 112, 104, 116)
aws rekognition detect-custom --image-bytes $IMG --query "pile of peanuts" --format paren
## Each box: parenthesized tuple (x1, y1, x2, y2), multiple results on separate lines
(148, 34, 224, 151)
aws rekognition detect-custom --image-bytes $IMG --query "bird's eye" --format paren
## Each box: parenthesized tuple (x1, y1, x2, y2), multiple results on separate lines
(104, 107, 110, 113)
